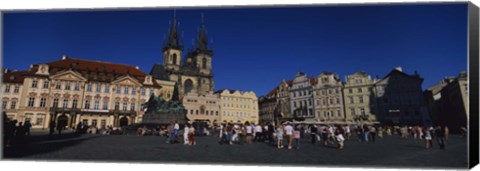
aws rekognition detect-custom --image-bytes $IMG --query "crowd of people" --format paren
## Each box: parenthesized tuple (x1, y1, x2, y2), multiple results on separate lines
(1, 110, 459, 151)
(4, 119, 32, 147)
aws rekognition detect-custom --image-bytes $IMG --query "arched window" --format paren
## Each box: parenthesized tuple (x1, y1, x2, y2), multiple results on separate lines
(184, 79, 193, 94)
(202, 58, 207, 69)
(172, 54, 177, 64)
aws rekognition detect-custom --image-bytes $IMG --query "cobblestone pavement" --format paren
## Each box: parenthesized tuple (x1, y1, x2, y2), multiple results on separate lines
(3, 130, 468, 169)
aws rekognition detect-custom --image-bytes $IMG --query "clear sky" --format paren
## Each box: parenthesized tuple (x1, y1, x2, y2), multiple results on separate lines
(3, 3, 468, 96)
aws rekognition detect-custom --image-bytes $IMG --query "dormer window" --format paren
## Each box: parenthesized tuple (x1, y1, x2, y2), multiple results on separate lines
(31, 80, 38, 88)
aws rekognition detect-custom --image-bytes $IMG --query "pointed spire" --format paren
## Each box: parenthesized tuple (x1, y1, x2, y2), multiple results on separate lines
(164, 9, 183, 51)
(196, 12, 210, 53)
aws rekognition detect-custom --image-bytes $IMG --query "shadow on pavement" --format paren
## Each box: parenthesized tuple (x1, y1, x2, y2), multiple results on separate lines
(3, 133, 99, 158)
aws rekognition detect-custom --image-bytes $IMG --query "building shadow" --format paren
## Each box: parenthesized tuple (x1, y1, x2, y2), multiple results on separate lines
(3, 133, 99, 158)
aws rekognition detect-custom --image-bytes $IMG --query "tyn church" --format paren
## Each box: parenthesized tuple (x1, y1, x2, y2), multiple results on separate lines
(150, 14, 214, 99)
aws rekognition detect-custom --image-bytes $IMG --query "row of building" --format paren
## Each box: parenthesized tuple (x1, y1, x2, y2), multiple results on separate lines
(259, 68, 468, 129)
(1, 14, 260, 129)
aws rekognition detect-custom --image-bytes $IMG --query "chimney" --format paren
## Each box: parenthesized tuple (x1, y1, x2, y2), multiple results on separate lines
(135, 66, 139, 70)
(395, 66, 402, 72)
(62, 54, 68, 60)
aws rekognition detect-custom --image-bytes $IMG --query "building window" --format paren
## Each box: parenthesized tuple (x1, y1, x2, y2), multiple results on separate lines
(36, 115, 45, 126)
(13, 85, 20, 93)
(131, 88, 136, 95)
(141, 88, 146, 95)
(72, 99, 78, 109)
(351, 108, 356, 115)
(349, 97, 354, 104)
(115, 102, 120, 110)
(337, 110, 342, 117)
(124, 87, 129, 94)
(322, 99, 326, 105)
(149, 89, 154, 96)
(335, 89, 339, 94)
(26, 98, 35, 107)
(10, 101, 17, 109)
(116, 86, 121, 94)
(216, 111, 219, 116)
(358, 88, 362, 93)
(336, 98, 340, 104)
(87, 84, 92, 92)
(63, 99, 68, 108)
(94, 101, 99, 109)
(130, 103, 135, 111)
(328, 89, 332, 94)
(4, 84, 10, 93)
(74, 82, 80, 91)
(293, 101, 297, 108)
(84, 100, 90, 109)
(103, 101, 109, 110)
(92, 120, 98, 127)
(96, 84, 101, 92)
(101, 120, 106, 128)
(50, 98, 58, 108)
(65, 81, 71, 90)
(43, 80, 49, 89)
(329, 98, 333, 105)
(2, 101, 7, 109)
(358, 96, 364, 104)
(196, 110, 199, 115)
(348, 89, 352, 94)
(105, 85, 110, 93)
(122, 102, 128, 111)
(31, 80, 38, 88)
(55, 81, 62, 89)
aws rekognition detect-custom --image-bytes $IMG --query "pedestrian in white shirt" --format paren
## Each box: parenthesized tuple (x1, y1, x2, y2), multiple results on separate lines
(284, 123, 294, 149)
(184, 123, 190, 145)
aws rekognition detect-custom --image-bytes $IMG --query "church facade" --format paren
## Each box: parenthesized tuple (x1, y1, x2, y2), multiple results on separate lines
(150, 15, 214, 100)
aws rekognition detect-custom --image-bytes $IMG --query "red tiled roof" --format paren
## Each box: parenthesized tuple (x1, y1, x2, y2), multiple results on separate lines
(2, 70, 32, 84)
(3, 57, 161, 87)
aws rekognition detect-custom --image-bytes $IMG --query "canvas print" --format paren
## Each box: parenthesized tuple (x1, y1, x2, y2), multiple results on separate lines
(1, 3, 474, 169)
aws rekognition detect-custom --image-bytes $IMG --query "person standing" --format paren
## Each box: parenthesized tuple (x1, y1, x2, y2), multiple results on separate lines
(369, 126, 376, 142)
(188, 124, 195, 145)
(23, 121, 32, 136)
(284, 123, 294, 149)
(436, 126, 446, 149)
(322, 125, 329, 146)
(293, 127, 301, 149)
(245, 122, 253, 144)
(424, 126, 432, 149)
(276, 124, 284, 149)
(335, 125, 345, 150)
(16, 122, 26, 144)
(173, 120, 180, 143)
(239, 124, 246, 145)
(184, 123, 190, 145)
(267, 122, 275, 145)
(444, 126, 449, 141)
(310, 125, 318, 144)
(48, 120, 55, 136)
(363, 124, 370, 142)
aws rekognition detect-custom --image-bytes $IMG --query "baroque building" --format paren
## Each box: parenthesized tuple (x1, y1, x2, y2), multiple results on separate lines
(289, 72, 317, 121)
(182, 90, 221, 124)
(343, 71, 377, 123)
(258, 95, 277, 124)
(216, 89, 259, 124)
(150, 15, 214, 99)
(1, 56, 165, 129)
(312, 72, 345, 122)
(424, 71, 468, 133)
(372, 67, 430, 125)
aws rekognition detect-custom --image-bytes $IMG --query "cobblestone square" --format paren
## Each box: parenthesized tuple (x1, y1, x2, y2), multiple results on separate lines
(3, 130, 468, 169)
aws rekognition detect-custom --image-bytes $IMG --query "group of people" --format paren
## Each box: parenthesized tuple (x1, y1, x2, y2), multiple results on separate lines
(217, 122, 273, 146)
(4, 119, 32, 147)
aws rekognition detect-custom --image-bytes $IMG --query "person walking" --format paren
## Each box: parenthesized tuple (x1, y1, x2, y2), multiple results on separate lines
(424, 126, 432, 149)
(267, 122, 275, 145)
(24, 121, 32, 136)
(369, 126, 376, 142)
(363, 124, 370, 142)
(293, 127, 301, 149)
(322, 125, 329, 146)
(276, 124, 284, 149)
(245, 121, 253, 144)
(436, 126, 446, 149)
(284, 123, 294, 149)
(188, 124, 195, 145)
(335, 125, 345, 150)
(444, 126, 449, 141)
(310, 125, 318, 144)
(49, 120, 56, 137)
(184, 123, 190, 145)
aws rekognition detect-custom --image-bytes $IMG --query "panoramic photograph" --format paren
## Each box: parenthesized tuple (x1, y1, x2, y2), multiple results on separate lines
(1, 2, 471, 169)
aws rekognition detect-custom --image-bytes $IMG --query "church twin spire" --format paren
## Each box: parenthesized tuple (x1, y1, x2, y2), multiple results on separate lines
(164, 11, 211, 54)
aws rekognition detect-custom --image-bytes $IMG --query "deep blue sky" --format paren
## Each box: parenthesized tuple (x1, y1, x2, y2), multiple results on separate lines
(3, 3, 468, 96)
